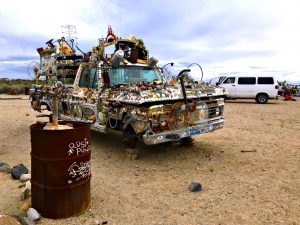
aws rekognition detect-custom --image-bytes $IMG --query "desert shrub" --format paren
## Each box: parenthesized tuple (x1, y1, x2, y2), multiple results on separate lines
(0, 84, 25, 95)
(0, 84, 11, 94)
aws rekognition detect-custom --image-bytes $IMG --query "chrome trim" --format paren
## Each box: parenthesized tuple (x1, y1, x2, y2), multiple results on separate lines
(143, 118, 224, 145)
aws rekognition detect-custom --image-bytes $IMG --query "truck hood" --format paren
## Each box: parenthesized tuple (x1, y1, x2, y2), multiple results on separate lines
(106, 83, 227, 105)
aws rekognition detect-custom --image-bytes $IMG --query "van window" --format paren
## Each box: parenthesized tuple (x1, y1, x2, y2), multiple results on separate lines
(258, 77, 274, 84)
(223, 77, 235, 84)
(238, 77, 256, 85)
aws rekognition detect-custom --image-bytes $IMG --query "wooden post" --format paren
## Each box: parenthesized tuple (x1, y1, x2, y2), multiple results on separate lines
(52, 98, 58, 127)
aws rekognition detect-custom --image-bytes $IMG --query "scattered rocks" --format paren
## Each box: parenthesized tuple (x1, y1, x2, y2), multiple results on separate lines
(18, 183, 26, 188)
(26, 208, 40, 221)
(126, 148, 139, 155)
(19, 202, 31, 212)
(0, 162, 11, 173)
(11, 164, 29, 180)
(0, 215, 21, 225)
(20, 188, 30, 201)
(21, 216, 35, 225)
(25, 181, 31, 190)
(189, 182, 202, 192)
(20, 174, 31, 182)
(126, 148, 139, 160)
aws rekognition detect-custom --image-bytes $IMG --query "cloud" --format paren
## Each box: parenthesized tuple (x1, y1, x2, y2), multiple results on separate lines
(0, 0, 299, 83)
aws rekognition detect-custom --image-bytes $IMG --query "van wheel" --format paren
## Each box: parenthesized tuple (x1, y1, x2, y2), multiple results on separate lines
(256, 94, 268, 104)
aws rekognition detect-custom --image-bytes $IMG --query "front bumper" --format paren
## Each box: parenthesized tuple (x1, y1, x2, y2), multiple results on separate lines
(142, 118, 224, 145)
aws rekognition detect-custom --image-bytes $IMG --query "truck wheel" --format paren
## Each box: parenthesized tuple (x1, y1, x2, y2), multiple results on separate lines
(181, 137, 196, 146)
(256, 94, 268, 104)
(49, 114, 53, 123)
(126, 137, 137, 149)
(122, 122, 138, 148)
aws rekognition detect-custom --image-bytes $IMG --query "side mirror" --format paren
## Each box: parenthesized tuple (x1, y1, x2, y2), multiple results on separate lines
(216, 82, 219, 86)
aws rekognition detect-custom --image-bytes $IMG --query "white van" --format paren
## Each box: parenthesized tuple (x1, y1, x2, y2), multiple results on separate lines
(216, 76, 279, 103)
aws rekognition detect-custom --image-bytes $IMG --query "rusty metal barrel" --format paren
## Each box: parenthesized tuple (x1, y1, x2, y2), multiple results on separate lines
(30, 121, 91, 219)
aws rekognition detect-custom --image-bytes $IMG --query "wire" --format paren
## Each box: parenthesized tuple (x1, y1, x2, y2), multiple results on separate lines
(108, 113, 118, 129)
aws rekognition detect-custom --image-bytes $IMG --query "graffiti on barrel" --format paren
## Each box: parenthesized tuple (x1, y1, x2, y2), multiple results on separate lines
(67, 138, 91, 156)
(68, 161, 91, 181)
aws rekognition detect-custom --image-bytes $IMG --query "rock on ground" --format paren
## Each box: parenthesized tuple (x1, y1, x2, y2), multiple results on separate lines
(188, 182, 202, 192)
(22, 217, 35, 225)
(20, 174, 31, 182)
(0, 215, 21, 225)
(11, 164, 29, 180)
(0, 163, 11, 173)
(27, 208, 40, 221)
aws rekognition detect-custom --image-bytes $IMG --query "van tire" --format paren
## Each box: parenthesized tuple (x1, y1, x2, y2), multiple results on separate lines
(256, 93, 268, 104)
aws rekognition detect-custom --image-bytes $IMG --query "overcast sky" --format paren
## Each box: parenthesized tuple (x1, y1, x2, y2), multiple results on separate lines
(0, 0, 299, 83)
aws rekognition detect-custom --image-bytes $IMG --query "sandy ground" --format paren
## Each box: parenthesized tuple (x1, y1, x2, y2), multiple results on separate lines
(0, 94, 299, 225)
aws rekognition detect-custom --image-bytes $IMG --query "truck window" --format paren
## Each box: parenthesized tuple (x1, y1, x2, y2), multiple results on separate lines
(257, 77, 274, 84)
(79, 67, 98, 88)
(238, 77, 256, 85)
(223, 77, 235, 84)
(109, 66, 162, 86)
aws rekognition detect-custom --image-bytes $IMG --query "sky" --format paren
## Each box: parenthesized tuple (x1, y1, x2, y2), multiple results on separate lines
(0, 0, 299, 83)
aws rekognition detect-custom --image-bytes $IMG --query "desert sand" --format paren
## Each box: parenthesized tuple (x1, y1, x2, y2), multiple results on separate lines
(0, 94, 299, 225)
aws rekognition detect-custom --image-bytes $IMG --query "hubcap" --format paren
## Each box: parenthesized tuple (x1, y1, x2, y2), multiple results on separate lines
(259, 95, 266, 102)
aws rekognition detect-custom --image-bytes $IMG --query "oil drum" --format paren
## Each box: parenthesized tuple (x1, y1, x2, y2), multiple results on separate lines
(30, 121, 91, 218)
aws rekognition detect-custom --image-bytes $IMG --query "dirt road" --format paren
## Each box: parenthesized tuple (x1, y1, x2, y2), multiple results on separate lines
(0, 95, 299, 225)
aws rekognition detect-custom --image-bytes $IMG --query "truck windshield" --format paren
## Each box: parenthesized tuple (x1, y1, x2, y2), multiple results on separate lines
(79, 66, 98, 88)
(109, 66, 162, 86)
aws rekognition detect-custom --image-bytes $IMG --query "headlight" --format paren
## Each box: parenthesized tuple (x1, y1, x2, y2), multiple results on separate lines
(198, 109, 206, 119)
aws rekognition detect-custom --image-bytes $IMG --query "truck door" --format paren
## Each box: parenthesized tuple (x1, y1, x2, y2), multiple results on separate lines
(220, 77, 236, 98)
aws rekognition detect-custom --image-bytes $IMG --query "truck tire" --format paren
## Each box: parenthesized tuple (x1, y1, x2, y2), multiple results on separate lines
(256, 93, 268, 104)
(122, 124, 137, 148)
(49, 113, 53, 123)
(181, 137, 196, 146)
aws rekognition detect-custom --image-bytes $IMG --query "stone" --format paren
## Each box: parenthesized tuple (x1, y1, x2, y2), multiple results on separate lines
(126, 148, 139, 155)
(18, 183, 26, 188)
(188, 182, 202, 192)
(25, 181, 31, 190)
(0, 163, 11, 173)
(19, 202, 31, 212)
(20, 174, 31, 182)
(0, 215, 21, 225)
(27, 208, 40, 221)
(126, 148, 139, 160)
(126, 152, 139, 160)
(11, 164, 29, 179)
(21, 188, 30, 201)
(22, 217, 35, 225)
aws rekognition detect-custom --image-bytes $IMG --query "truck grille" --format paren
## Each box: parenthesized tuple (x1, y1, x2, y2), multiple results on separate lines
(207, 104, 223, 119)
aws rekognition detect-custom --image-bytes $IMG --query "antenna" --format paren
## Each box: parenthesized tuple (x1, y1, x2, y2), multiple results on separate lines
(61, 25, 78, 45)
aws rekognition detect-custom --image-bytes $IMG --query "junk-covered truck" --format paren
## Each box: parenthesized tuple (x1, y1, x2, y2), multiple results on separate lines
(30, 27, 227, 147)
